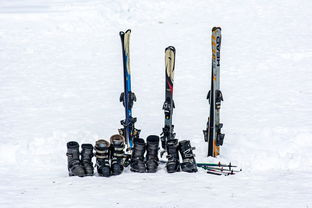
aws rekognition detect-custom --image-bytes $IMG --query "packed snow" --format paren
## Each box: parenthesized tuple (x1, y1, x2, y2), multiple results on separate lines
(0, 0, 312, 207)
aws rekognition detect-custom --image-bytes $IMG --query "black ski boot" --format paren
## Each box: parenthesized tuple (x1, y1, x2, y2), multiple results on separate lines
(166, 139, 180, 173)
(130, 138, 146, 173)
(66, 141, 85, 177)
(81, 143, 94, 176)
(110, 134, 125, 175)
(179, 140, 198, 173)
(95, 139, 111, 177)
(146, 135, 160, 173)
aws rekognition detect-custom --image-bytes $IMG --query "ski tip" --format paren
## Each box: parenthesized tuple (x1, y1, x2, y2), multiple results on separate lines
(165, 46, 175, 52)
(212, 27, 221, 32)
(119, 29, 131, 37)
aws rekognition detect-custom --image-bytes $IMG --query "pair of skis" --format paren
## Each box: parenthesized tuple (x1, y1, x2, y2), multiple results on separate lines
(160, 27, 225, 158)
(118, 29, 176, 151)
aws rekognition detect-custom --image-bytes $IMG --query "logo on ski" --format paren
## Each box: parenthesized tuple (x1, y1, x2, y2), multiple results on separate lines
(216, 36, 221, 67)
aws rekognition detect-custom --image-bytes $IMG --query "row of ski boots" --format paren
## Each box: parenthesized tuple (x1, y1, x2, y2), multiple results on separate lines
(66, 135, 197, 177)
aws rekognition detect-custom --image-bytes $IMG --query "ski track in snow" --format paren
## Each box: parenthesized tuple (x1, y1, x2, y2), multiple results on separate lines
(0, 0, 312, 207)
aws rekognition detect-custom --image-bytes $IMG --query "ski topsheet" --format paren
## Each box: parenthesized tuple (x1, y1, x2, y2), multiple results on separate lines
(203, 27, 225, 157)
(119, 29, 140, 149)
(160, 46, 176, 149)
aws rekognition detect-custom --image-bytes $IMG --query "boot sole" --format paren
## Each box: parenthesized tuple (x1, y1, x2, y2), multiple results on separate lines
(130, 168, 146, 173)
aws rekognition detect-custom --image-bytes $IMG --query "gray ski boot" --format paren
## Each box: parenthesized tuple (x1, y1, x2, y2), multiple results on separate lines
(179, 140, 198, 173)
(166, 139, 180, 173)
(130, 138, 146, 173)
(66, 141, 85, 177)
(110, 134, 125, 176)
(81, 143, 94, 176)
(95, 139, 111, 177)
(146, 135, 160, 173)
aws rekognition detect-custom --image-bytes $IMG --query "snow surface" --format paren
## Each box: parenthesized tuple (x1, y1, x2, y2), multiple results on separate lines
(0, 0, 312, 207)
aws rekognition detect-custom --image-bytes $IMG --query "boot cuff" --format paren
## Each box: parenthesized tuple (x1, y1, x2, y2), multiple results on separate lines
(95, 139, 110, 150)
(110, 134, 125, 144)
(81, 143, 93, 150)
(133, 138, 145, 145)
(67, 141, 79, 149)
(179, 140, 191, 149)
(146, 135, 160, 144)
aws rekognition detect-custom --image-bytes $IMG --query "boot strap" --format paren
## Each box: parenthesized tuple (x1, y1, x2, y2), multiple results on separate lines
(147, 158, 159, 164)
(184, 153, 195, 158)
(133, 156, 144, 160)
(95, 149, 109, 154)
(66, 153, 73, 157)
(96, 160, 109, 167)
(113, 153, 124, 157)
(69, 159, 81, 168)
(183, 158, 195, 163)
(182, 149, 195, 158)
(96, 155, 108, 159)
(113, 147, 124, 151)
(166, 154, 178, 161)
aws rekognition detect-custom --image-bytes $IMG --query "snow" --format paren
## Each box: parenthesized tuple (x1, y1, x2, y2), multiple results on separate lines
(0, 0, 312, 207)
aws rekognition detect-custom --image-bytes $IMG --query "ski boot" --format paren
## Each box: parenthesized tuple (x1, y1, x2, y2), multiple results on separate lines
(146, 135, 160, 173)
(166, 139, 180, 173)
(81, 143, 94, 176)
(130, 138, 146, 173)
(110, 134, 125, 176)
(179, 140, 198, 173)
(66, 141, 85, 177)
(95, 139, 111, 177)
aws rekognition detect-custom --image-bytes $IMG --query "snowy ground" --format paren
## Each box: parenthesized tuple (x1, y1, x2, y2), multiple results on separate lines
(0, 0, 312, 207)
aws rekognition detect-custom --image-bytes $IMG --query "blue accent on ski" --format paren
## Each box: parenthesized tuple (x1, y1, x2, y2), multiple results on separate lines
(125, 54, 133, 147)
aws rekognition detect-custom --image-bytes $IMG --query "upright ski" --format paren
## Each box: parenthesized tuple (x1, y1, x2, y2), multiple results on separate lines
(119, 29, 140, 149)
(203, 27, 225, 157)
(160, 46, 176, 150)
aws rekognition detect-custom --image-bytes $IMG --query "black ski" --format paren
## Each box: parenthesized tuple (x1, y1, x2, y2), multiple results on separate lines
(160, 46, 176, 150)
(203, 27, 225, 157)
